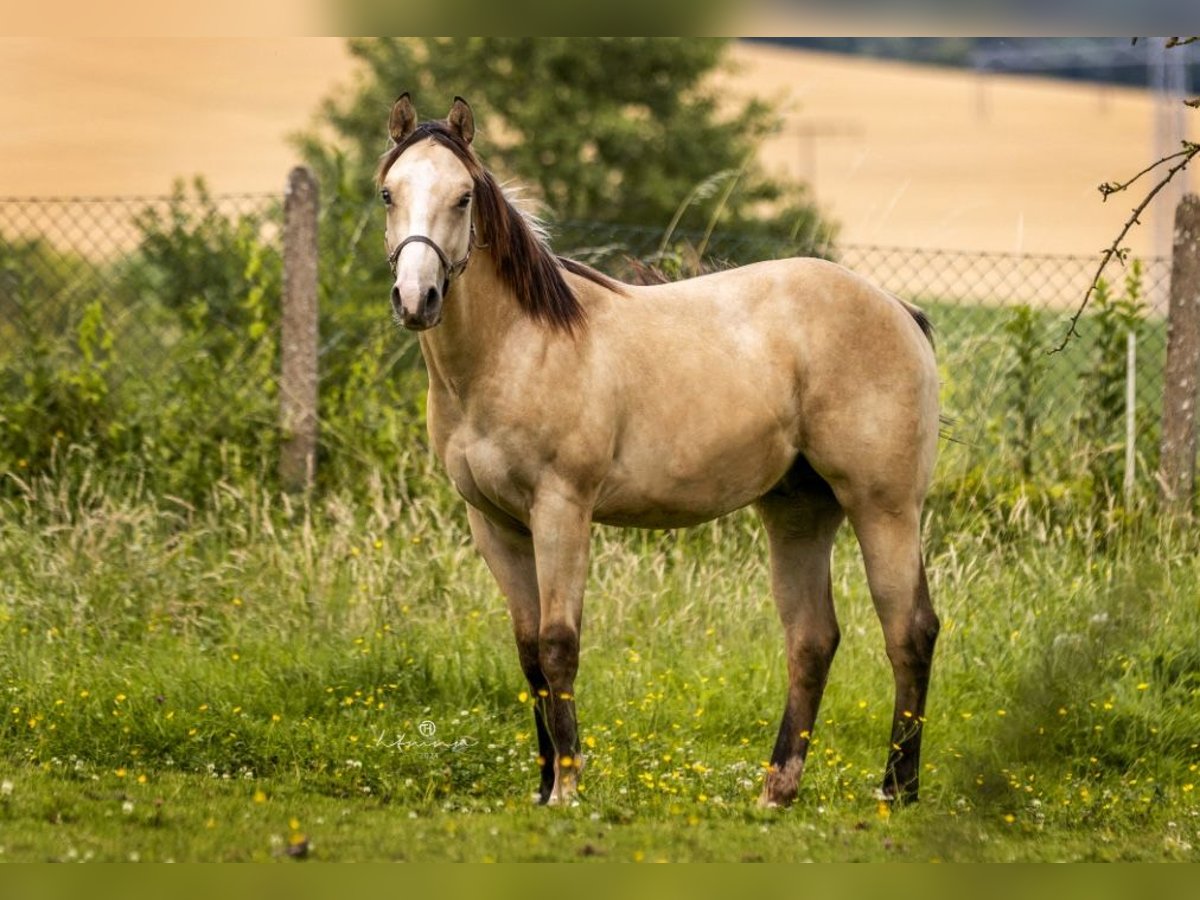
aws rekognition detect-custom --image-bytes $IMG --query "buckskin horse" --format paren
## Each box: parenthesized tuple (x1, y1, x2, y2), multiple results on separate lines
(376, 94, 940, 808)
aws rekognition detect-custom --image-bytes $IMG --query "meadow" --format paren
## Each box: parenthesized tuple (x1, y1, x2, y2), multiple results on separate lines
(1, 427, 1198, 862)
(2, 199, 1197, 861)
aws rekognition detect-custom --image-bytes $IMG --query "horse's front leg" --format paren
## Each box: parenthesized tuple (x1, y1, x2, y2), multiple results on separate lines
(465, 507, 556, 804)
(529, 488, 593, 805)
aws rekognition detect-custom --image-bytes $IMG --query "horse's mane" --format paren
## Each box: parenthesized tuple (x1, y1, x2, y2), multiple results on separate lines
(376, 121, 622, 334)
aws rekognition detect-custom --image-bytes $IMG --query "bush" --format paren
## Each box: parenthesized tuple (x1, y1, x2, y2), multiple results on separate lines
(0, 182, 282, 503)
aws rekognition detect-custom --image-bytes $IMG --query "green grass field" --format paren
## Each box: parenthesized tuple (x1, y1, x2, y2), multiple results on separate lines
(2, 439, 1198, 862)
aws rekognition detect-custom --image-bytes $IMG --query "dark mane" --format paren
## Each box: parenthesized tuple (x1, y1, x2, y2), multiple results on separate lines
(376, 122, 622, 333)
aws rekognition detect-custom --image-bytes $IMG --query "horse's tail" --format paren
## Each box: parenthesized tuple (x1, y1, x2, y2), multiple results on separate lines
(893, 294, 935, 349)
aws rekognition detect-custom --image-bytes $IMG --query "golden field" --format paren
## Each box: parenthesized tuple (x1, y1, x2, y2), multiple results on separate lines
(1, 38, 1194, 257)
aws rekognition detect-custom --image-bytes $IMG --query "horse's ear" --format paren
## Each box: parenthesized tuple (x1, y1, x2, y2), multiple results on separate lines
(447, 96, 475, 145)
(389, 93, 418, 144)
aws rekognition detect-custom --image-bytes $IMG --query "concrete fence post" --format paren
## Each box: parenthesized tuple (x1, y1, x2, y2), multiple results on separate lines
(1158, 193, 1200, 514)
(279, 166, 319, 492)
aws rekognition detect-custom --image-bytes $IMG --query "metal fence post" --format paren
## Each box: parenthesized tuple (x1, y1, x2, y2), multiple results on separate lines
(1158, 193, 1200, 514)
(280, 166, 319, 491)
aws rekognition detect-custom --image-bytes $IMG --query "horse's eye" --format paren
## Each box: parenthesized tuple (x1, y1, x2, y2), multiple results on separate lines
(456, 193, 471, 210)
(380, 189, 392, 206)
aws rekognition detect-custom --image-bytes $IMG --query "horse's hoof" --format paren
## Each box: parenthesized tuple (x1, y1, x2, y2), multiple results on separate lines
(875, 785, 919, 805)
(757, 791, 794, 809)
(760, 759, 802, 808)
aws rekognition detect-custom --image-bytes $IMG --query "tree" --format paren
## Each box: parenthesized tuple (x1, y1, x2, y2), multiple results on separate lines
(294, 38, 830, 249)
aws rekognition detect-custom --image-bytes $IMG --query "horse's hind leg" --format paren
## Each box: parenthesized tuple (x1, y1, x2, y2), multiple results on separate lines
(466, 507, 556, 804)
(850, 505, 940, 803)
(756, 477, 845, 807)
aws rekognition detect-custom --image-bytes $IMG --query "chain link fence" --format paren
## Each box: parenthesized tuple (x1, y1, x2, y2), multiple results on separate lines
(0, 188, 284, 498)
(836, 245, 1171, 492)
(0, 188, 1178, 501)
(0, 188, 282, 385)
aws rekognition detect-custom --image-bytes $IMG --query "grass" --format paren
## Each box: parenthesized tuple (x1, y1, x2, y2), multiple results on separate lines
(2, 443, 1199, 863)
(918, 295, 1168, 489)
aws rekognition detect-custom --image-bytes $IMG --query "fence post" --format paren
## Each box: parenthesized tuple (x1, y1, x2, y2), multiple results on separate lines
(280, 166, 319, 492)
(1158, 193, 1200, 514)
(1124, 329, 1136, 504)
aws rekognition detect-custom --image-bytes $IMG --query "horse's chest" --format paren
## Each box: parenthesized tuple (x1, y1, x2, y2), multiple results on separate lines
(442, 431, 534, 524)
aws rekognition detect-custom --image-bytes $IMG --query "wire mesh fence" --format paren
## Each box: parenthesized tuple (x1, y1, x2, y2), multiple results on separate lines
(0, 187, 1180, 501)
(834, 244, 1171, 491)
(0, 187, 284, 497)
(0, 187, 283, 383)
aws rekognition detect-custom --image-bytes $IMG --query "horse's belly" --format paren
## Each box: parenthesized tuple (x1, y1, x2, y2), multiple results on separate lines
(593, 430, 796, 528)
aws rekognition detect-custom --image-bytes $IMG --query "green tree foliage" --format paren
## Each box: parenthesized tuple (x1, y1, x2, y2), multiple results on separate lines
(123, 179, 280, 363)
(294, 38, 830, 247)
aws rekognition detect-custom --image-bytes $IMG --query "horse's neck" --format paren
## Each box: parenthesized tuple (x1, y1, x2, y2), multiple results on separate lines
(418, 252, 520, 395)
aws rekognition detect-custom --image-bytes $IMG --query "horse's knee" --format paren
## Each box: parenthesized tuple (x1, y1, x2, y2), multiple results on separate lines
(914, 606, 940, 657)
(886, 607, 939, 671)
(789, 626, 840, 687)
(538, 622, 579, 688)
(905, 606, 939, 664)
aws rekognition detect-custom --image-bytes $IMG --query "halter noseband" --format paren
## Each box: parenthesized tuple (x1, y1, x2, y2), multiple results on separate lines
(387, 229, 474, 297)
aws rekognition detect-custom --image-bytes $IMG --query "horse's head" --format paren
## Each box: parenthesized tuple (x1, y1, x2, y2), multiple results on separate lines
(378, 94, 477, 331)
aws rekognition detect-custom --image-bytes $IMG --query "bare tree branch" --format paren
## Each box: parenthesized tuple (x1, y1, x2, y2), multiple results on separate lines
(1050, 37, 1199, 350)
(1054, 140, 1200, 353)
(1098, 145, 1197, 199)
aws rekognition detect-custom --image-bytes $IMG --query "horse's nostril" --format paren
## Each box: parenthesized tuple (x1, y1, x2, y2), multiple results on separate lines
(424, 286, 440, 309)
(391, 285, 402, 310)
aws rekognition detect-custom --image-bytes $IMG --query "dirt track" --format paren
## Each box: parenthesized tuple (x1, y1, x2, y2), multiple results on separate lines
(1, 38, 1193, 256)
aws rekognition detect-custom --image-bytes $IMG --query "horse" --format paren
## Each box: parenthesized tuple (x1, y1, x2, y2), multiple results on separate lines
(377, 94, 941, 808)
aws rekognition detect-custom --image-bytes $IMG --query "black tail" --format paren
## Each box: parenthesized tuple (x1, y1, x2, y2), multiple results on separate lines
(909, 306, 935, 348)
(890, 293, 935, 348)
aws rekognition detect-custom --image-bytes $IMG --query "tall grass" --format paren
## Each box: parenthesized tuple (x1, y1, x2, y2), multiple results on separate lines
(3, 256, 1197, 857)
(2, 432, 1198, 859)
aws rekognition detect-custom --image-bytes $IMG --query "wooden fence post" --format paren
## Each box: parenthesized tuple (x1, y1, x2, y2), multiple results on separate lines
(280, 166, 319, 492)
(1158, 193, 1200, 514)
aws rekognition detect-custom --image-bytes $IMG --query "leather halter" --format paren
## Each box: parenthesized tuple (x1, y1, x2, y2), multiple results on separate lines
(387, 229, 474, 297)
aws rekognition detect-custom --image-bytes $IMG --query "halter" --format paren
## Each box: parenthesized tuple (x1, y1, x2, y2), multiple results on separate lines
(387, 227, 475, 297)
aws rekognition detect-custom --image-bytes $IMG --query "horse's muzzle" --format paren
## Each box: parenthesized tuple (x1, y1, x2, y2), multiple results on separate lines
(392, 284, 443, 331)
